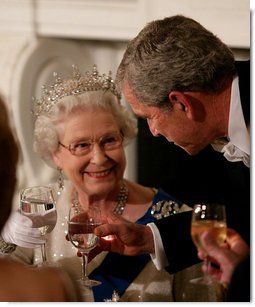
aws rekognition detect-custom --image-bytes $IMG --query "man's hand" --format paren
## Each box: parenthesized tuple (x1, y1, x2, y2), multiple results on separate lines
(198, 228, 249, 284)
(94, 213, 155, 255)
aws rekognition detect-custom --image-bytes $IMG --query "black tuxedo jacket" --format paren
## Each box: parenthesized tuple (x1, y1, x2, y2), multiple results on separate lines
(138, 60, 250, 274)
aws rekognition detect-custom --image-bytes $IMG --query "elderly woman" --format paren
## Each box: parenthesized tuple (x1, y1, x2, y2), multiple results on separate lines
(1, 65, 189, 302)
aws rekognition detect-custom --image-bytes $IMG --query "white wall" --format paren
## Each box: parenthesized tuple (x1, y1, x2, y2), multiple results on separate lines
(0, 0, 250, 47)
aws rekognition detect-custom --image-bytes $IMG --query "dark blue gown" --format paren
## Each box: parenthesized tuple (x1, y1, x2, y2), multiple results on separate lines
(90, 189, 184, 301)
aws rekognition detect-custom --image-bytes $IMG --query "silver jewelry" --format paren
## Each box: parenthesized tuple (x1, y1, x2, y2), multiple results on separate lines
(71, 182, 128, 215)
(111, 290, 120, 302)
(32, 65, 121, 119)
(151, 200, 180, 219)
(113, 182, 128, 215)
(104, 290, 120, 302)
(0, 236, 16, 254)
(57, 167, 64, 195)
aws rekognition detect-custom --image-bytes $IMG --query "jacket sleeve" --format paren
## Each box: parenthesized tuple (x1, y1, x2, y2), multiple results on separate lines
(154, 210, 200, 274)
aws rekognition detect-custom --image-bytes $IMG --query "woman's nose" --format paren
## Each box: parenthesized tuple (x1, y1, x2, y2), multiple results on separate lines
(89, 144, 107, 164)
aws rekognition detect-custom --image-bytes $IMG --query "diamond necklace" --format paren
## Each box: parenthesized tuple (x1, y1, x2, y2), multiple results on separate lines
(113, 182, 128, 215)
(72, 182, 128, 215)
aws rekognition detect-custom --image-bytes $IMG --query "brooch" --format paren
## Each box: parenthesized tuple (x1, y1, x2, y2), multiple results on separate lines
(104, 290, 120, 302)
(151, 200, 180, 219)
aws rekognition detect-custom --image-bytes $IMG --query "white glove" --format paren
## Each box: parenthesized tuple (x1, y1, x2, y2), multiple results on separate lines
(1, 210, 46, 248)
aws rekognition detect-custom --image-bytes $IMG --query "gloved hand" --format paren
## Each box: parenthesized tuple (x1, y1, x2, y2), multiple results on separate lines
(1, 210, 46, 248)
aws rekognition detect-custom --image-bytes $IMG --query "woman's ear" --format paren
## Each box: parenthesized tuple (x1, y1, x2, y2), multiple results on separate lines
(169, 91, 195, 120)
(52, 150, 62, 169)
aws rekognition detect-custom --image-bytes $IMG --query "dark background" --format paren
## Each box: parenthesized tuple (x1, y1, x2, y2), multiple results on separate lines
(136, 118, 230, 206)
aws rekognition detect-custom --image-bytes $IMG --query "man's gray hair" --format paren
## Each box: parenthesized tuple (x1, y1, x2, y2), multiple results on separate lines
(116, 15, 236, 108)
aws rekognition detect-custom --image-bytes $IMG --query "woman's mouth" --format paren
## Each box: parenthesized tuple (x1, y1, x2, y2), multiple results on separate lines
(86, 169, 112, 179)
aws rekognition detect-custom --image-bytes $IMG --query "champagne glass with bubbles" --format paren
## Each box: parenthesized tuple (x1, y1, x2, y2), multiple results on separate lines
(68, 204, 102, 287)
(20, 186, 57, 266)
(190, 202, 227, 285)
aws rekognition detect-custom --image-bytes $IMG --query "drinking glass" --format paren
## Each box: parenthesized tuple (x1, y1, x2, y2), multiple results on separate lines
(20, 185, 57, 266)
(190, 203, 227, 285)
(68, 204, 102, 287)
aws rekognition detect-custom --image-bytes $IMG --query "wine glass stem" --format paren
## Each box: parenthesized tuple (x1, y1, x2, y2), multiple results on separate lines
(41, 243, 47, 263)
(81, 253, 89, 280)
(204, 257, 211, 282)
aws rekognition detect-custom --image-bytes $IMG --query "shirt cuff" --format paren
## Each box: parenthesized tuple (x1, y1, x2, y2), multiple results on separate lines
(147, 222, 168, 270)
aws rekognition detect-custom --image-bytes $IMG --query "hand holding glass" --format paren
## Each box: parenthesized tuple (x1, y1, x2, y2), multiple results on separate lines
(68, 205, 102, 287)
(20, 186, 57, 266)
(190, 203, 227, 285)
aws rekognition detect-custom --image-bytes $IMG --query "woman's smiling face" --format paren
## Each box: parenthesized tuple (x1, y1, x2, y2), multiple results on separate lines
(53, 109, 126, 197)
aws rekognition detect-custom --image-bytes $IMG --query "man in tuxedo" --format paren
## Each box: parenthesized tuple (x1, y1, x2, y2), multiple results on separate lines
(95, 15, 250, 298)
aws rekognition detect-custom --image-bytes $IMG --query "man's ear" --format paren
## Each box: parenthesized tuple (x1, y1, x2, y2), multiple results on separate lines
(169, 91, 195, 120)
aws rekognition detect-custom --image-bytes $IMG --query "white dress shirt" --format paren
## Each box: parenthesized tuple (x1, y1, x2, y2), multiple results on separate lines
(150, 76, 250, 270)
(211, 76, 250, 167)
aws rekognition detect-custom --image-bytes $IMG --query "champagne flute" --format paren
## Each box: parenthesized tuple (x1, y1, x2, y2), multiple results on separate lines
(190, 203, 227, 285)
(20, 185, 57, 266)
(68, 204, 102, 287)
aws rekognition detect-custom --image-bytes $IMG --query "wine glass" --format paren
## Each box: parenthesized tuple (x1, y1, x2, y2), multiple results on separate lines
(190, 203, 227, 285)
(20, 185, 57, 266)
(68, 204, 102, 287)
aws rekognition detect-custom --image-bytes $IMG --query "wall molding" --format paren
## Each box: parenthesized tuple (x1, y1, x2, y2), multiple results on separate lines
(0, 0, 250, 47)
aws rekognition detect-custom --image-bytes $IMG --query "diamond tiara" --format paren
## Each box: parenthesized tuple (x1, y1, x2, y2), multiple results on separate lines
(32, 64, 121, 118)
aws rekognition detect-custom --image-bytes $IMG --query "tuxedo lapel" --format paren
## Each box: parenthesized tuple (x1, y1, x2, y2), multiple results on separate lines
(222, 160, 250, 244)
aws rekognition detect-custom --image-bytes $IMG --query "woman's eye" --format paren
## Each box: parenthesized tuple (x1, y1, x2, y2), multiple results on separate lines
(104, 137, 117, 145)
(75, 142, 90, 149)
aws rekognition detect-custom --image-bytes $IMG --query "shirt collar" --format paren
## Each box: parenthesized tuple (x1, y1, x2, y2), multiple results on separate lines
(228, 76, 250, 155)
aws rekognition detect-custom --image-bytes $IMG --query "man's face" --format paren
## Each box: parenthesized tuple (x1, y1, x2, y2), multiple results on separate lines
(123, 83, 209, 155)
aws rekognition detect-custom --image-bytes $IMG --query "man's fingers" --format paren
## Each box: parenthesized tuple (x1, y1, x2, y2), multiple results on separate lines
(197, 249, 207, 260)
(202, 263, 222, 280)
(105, 212, 129, 224)
(201, 231, 235, 265)
(200, 231, 222, 252)
(94, 223, 121, 237)
(98, 237, 114, 251)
